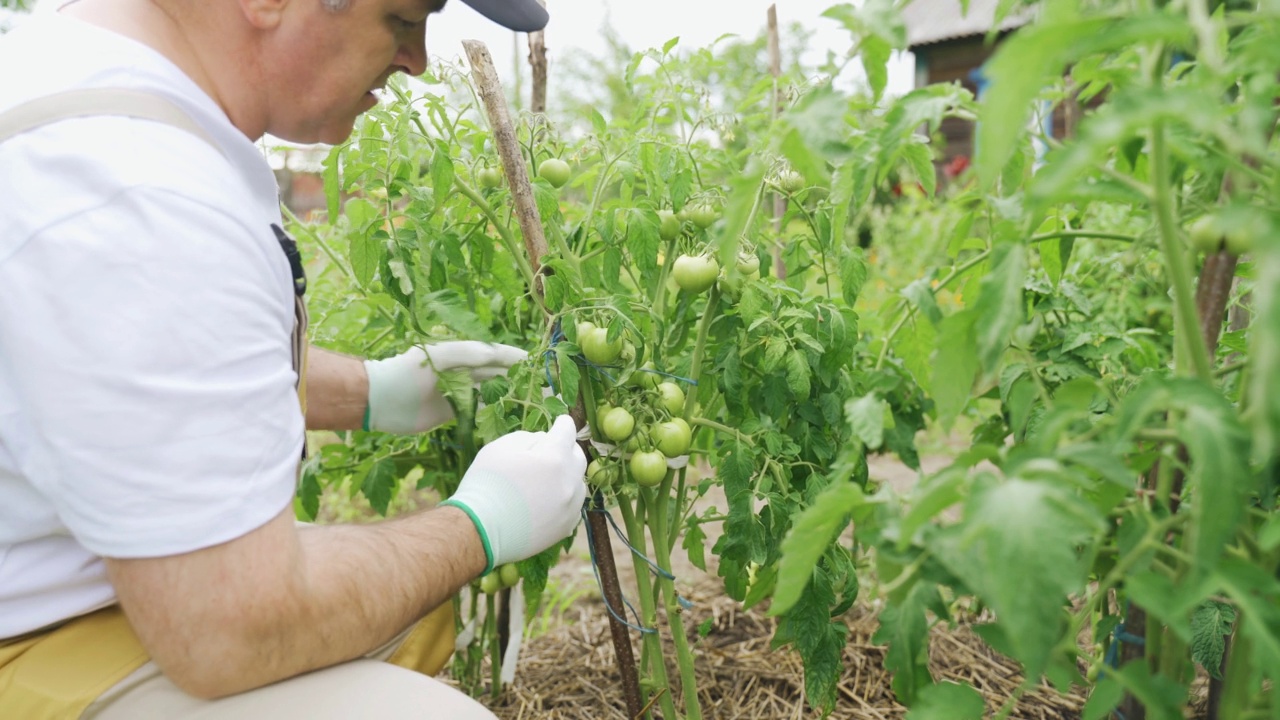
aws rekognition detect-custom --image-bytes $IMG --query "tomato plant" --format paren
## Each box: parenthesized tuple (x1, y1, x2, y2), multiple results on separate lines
(292, 1, 1280, 716)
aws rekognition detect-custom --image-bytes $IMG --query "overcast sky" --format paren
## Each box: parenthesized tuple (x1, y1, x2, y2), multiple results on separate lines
(5, 1, 916, 97)
(429, 0, 915, 97)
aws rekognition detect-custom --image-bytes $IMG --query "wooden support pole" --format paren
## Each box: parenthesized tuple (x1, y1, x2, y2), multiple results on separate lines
(528, 0, 548, 116)
(463, 40, 549, 283)
(462, 39, 643, 719)
(767, 4, 787, 280)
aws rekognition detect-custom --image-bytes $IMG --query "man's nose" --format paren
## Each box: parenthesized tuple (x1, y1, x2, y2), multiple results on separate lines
(395, 22, 428, 77)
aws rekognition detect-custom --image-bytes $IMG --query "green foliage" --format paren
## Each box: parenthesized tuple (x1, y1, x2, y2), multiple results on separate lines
(290, 0, 1280, 714)
(1191, 600, 1236, 679)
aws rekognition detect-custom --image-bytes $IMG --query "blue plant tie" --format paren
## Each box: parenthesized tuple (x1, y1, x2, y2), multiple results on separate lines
(594, 507, 694, 611)
(581, 504, 656, 635)
(1100, 601, 1145, 685)
(596, 507, 674, 580)
(639, 367, 699, 386)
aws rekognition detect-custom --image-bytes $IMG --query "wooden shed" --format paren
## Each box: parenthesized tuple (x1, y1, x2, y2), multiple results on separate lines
(902, 0, 1033, 170)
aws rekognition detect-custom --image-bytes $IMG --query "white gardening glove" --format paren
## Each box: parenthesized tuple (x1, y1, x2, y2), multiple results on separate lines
(363, 342, 528, 433)
(441, 415, 587, 572)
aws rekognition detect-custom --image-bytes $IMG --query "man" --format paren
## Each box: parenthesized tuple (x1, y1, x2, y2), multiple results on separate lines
(0, 0, 585, 717)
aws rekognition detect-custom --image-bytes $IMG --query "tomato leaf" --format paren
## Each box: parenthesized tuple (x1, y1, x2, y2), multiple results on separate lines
(839, 245, 870, 306)
(772, 568, 847, 713)
(932, 310, 979, 428)
(770, 481, 864, 616)
(930, 479, 1105, 679)
(322, 145, 341, 222)
(904, 681, 985, 720)
(872, 581, 938, 705)
(976, 14, 1193, 190)
(785, 349, 812, 399)
(972, 243, 1027, 375)
(845, 393, 886, 450)
(430, 143, 454, 207)
(1190, 600, 1236, 679)
(360, 458, 398, 516)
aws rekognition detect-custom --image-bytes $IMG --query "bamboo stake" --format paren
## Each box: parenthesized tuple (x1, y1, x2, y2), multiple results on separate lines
(462, 39, 643, 719)
(766, 5, 787, 280)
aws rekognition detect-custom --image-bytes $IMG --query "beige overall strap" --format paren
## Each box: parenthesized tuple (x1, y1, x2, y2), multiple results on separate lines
(0, 87, 218, 150)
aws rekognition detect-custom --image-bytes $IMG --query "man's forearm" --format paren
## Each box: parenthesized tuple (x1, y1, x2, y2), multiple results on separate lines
(107, 505, 487, 699)
(304, 346, 367, 431)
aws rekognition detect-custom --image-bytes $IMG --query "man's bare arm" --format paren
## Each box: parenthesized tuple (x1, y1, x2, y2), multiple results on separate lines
(303, 346, 367, 431)
(105, 504, 487, 699)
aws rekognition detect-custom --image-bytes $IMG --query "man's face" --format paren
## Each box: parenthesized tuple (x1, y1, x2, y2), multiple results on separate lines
(262, 0, 440, 144)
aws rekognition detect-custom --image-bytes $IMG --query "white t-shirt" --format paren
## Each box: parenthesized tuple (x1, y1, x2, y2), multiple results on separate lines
(0, 11, 304, 638)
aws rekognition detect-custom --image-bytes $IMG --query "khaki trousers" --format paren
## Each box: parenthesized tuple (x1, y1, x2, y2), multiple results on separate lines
(79, 609, 495, 720)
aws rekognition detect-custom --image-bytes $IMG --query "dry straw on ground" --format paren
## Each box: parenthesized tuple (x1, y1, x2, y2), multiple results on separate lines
(468, 584, 1089, 720)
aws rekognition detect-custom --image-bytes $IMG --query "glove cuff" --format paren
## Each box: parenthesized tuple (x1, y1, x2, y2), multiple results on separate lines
(440, 498, 495, 574)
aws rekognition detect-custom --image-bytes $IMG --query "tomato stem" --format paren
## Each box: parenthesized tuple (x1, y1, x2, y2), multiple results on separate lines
(618, 495, 679, 720)
(642, 486, 702, 719)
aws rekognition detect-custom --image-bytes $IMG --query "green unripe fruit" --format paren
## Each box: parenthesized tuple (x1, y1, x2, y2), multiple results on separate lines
(672, 255, 719, 293)
(498, 563, 520, 588)
(477, 167, 502, 189)
(658, 210, 681, 241)
(538, 158, 572, 188)
(602, 407, 635, 442)
(656, 382, 685, 416)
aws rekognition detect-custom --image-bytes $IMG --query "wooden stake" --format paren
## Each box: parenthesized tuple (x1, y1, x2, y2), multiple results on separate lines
(767, 4, 787, 280)
(528, 0, 548, 115)
(462, 39, 643, 719)
(463, 40, 549, 283)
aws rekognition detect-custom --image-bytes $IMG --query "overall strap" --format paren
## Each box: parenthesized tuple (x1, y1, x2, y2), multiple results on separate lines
(0, 87, 219, 151)
(0, 88, 310, 421)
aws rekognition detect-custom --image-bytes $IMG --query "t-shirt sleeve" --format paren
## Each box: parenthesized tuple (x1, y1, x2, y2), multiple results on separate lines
(0, 185, 303, 558)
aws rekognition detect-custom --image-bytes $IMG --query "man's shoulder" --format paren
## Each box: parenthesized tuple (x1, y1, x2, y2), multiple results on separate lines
(0, 13, 272, 240)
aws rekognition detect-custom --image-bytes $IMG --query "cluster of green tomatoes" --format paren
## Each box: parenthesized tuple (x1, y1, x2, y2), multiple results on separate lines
(476, 562, 522, 594)
(575, 316, 693, 489)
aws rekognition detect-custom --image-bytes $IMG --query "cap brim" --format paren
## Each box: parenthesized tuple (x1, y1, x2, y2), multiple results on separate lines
(458, 0, 549, 32)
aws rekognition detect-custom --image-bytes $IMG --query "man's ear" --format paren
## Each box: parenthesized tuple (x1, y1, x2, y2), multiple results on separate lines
(239, 0, 290, 30)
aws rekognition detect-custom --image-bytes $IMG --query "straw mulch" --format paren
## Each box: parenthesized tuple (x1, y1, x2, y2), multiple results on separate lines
(475, 584, 1089, 720)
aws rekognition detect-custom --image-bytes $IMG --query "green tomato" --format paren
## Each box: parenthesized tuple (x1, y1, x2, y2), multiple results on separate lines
(601, 407, 635, 442)
(587, 458, 617, 488)
(776, 170, 805, 194)
(575, 320, 597, 342)
(688, 204, 718, 229)
(658, 210, 681, 241)
(581, 327, 622, 365)
(630, 362, 661, 389)
(672, 254, 720, 293)
(653, 418, 692, 458)
(477, 167, 502, 189)
(629, 450, 668, 487)
(735, 253, 760, 277)
(498, 563, 520, 588)
(538, 158, 572, 188)
(499, 563, 519, 586)
(656, 382, 685, 416)
(1226, 225, 1255, 256)
(479, 573, 502, 594)
(1188, 215, 1222, 254)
